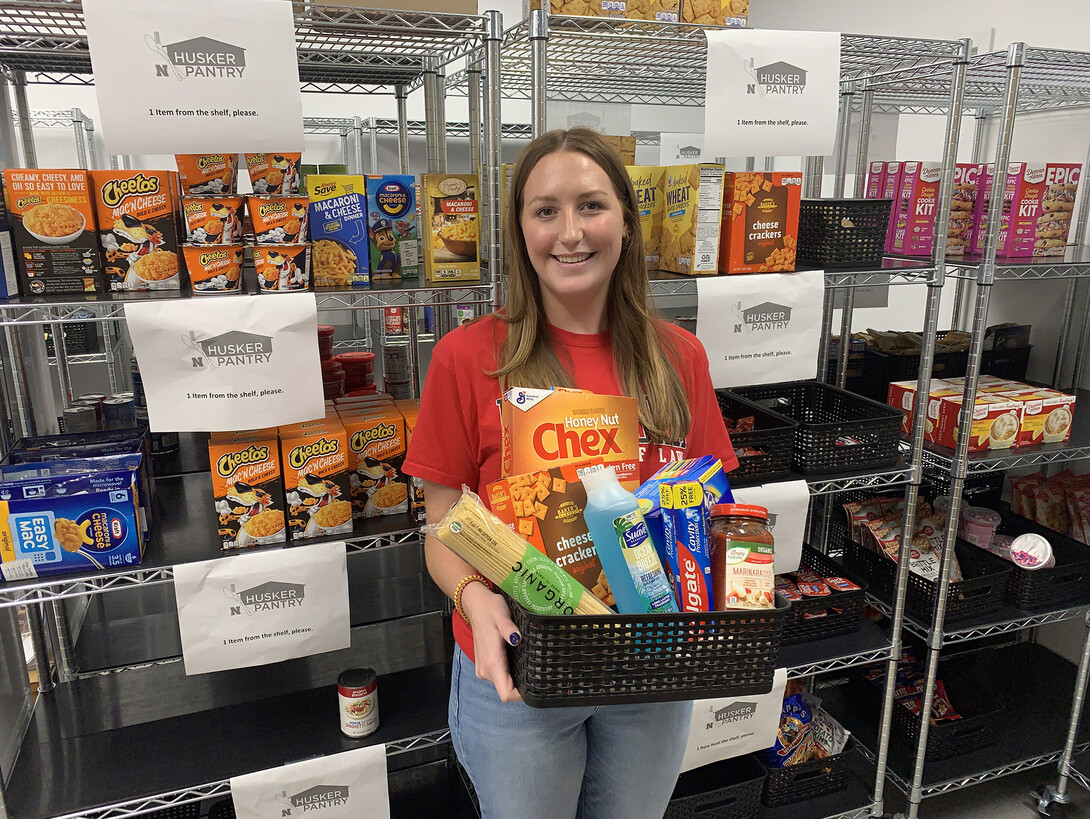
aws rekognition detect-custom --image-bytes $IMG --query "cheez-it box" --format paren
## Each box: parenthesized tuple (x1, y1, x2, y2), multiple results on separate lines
(500, 387, 640, 490)
(718, 171, 802, 274)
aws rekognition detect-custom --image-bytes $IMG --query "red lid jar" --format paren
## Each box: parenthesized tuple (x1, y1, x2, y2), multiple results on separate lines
(334, 351, 376, 390)
(317, 324, 336, 360)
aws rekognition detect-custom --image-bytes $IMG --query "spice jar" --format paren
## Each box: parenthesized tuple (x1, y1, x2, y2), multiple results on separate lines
(709, 503, 775, 611)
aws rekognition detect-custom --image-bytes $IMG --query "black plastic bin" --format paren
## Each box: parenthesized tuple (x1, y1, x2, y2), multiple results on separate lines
(999, 506, 1090, 611)
(798, 198, 892, 269)
(731, 381, 903, 475)
(665, 753, 765, 819)
(982, 345, 1033, 380)
(781, 544, 869, 645)
(506, 595, 790, 708)
(760, 740, 853, 806)
(715, 390, 797, 486)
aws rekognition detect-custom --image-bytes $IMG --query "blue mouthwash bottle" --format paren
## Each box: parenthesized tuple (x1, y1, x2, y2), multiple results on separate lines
(580, 465, 678, 614)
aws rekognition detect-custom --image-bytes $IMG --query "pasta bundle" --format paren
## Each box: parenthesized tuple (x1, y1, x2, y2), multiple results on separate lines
(426, 487, 612, 617)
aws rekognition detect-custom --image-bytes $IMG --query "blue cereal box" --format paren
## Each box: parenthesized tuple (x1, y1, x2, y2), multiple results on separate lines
(307, 175, 370, 287)
(659, 480, 714, 613)
(0, 470, 143, 581)
(366, 175, 419, 279)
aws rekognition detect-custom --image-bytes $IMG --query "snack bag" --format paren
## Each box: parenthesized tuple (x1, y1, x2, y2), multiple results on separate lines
(765, 693, 815, 768)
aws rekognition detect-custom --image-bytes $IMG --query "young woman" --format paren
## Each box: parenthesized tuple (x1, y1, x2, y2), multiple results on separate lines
(404, 128, 737, 819)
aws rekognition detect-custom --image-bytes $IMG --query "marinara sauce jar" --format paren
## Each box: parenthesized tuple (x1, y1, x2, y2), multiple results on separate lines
(709, 504, 775, 610)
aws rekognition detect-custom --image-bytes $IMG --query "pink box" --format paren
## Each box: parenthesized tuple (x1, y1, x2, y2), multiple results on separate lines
(887, 161, 942, 256)
(969, 163, 1016, 256)
(881, 161, 903, 252)
(947, 163, 983, 256)
(865, 161, 885, 199)
(1001, 162, 1081, 257)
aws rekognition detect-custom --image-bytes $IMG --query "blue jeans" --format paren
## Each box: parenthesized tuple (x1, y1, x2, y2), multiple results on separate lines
(450, 646, 693, 819)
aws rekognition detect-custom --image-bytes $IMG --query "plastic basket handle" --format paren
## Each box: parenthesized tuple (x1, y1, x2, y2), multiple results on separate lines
(693, 793, 739, 813)
(943, 722, 989, 740)
(785, 766, 828, 784)
(957, 582, 996, 599)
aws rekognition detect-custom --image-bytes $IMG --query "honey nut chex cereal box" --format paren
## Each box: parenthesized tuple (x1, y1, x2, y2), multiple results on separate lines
(487, 458, 612, 605)
(208, 430, 287, 550)
(278, 421, 353, 540)
(500, 387, 640, 491)
(626, 166, 665, 267)
(719, 171, 802, 274)
(660, 164, 725, 275)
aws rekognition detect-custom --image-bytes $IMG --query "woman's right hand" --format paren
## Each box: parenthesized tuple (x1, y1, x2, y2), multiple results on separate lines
(462, 581, 523, 703)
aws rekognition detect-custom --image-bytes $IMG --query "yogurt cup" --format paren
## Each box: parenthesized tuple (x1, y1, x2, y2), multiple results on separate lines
(182, 244, 244, 294)
(253, 244, 310, 292)
(988, 534, 1014, 561)
(957, 506, 1001, 550)
(248, 196, 308, 244)
(182, 196, 244, 244)
(1010, 532, 1056, 570)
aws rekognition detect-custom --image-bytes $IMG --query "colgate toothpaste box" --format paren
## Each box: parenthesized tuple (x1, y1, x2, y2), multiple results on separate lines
(947, 163, 983, 256)
(887, 162, 942, 256)
(500, 387, 640, 490)
(1001, 163, 1081, 257)
(659, 480, 713, 612)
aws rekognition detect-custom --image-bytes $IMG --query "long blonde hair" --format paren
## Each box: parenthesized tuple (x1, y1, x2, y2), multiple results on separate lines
(492, 128, 691, 444)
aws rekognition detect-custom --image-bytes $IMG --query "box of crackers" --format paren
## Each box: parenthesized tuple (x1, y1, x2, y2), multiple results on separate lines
(486, 459, 611, 605)
(946, 163, 983, 256)
(887, 161, 942, 256)
(682, 0, 747, 26)
(3, 169, 105, 295)
(626, 166, 665, 267)
(718, 171, 802, 274)
(601, 135, 636, 166)
(89, 170, 181, 292)
(660, 164, 725, 275)
(1002, 163, 1080, 257)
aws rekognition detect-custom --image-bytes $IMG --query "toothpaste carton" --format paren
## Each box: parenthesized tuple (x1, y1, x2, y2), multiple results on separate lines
(887, 161, 942, 256)
(659, 480, 713, 612)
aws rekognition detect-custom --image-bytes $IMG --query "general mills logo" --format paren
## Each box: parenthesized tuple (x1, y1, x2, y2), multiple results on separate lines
(732, 301, 792, 333)
(744, 59, 808, 97)
(705, 701, 757, 729)
(225, 580, 306, 616)
(276, 785, 351, 815)
(146, 32, 246, 80)
(182, 330, 273, 371)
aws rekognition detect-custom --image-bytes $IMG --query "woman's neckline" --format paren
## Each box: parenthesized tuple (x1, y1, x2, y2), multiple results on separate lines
(546, 322, 611, 349)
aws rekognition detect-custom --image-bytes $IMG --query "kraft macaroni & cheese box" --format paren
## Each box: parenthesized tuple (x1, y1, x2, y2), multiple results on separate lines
(366, 175, 419, 279)
(307, 175, 370, 287)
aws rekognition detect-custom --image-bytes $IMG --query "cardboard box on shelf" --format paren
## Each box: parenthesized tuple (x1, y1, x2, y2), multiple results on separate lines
(930, 393, 1024, 452)
(626, 166, 665, 266)
(659, 163, 724, 275)
(947, 163, 983, 256)
(718, 171, 802, 274)
(308, 175, 370, 287)
(366, 175, 419, 279)
(278, 422, 353, 540)
(994, 388, 1076, 446)
(208, 430, 287, 550)
(340, 405, 409, 520)
(422, 173, 481, 283)
(886, 161, 942, 257)
(600, 134, 636, 166)
(681, 0, 748, 27)
(886, 379, 962, 436)
(1001, 163, 1081, 257)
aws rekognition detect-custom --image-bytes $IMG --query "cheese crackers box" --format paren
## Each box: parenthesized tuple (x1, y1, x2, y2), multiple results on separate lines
(307, 175, 370, 287)
(682, 0, 747, 26)
(500, 387, 640, 490)
(3, 169, 104, 295)
(1001, 163, 1081, 257)
(887, 161, 942, 256)
(947, 163, 983, 256)
(487, 460, 610, 604)
(340, 405, 409, 520)
(279, 421, 353, 540)
(626, 166, 665, 266)
(208, 430, 287, 550)
(719, 171, 802, 274)
(660, 164, 725, 275)
(366, 175, 419, 279)
(90, 170, 181, 292)
(423, 173, 481, 283)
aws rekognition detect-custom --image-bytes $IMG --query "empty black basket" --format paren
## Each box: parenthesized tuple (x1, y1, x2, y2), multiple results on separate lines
(798, 198, 892, 268)
(982, 345, 1032, 380)
(731, 381, 903, 475)
(781, 545, 868, 645)
(715, 390, 797, 486)
(665, 753, 765, 819)
(506, 595, 790, 708)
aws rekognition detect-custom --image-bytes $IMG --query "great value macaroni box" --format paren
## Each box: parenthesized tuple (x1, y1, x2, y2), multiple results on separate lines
(718, 171, 802, 273)
(626, 166, 665, 266)
(887, 161, 942, 256)
(366, 175, 419, 279)
(660, 164, 724, 275)
(422, 173, 481, 283)
(307, 175, 370, 287)
(500, 387, 640, 490)
(1000, 163, 1081, 257)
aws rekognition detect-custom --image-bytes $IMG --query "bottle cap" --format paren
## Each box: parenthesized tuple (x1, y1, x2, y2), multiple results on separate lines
(577, 464, 615, 488)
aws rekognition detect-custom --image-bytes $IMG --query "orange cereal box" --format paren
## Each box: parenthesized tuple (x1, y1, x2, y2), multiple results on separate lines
(719, 171, 802, 274)
(341, 407, 409, 520)
(244, 153, 302, 195)
(90, 170, 181, 292)
(500, 387, 640, 490)
(279, 421, 352, 540)
(3, 168, 104, 295)
(208, 430, 287, 550)
(174, 153, 238, 195)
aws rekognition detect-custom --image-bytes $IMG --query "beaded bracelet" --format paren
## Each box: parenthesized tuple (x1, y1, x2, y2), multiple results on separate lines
(453, 573, 492, 626)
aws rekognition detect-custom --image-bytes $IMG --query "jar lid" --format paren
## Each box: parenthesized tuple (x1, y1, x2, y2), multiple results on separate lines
(335, 352, 376, 365)
(338, 667, 376, 688)
(710, 503, 768, 519)
(962, 506, 1001, 525)
(320, 359, 345, 374)
(317, 324, 336, 338)
(346, 387, 379, 396)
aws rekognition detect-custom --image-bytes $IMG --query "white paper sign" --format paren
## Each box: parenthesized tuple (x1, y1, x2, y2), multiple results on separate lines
(231, 745, 390, 819)
(174, 541, 350, 675)
(659, 133, 706, 165)
(731, 480, 809, 574)
(680, 668, 787, 773)
(83, 0, 303, 154)
(124, 293, 324, 432)
(696, 271, 824, 388)
(547, 101, 633, 135)
(704, 30, 840, 159)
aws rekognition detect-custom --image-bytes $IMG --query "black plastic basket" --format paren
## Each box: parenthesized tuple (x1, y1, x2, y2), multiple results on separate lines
(665, 753, 765, 819)
(148, 804, 201, 819)
(207, 801, 235, 819)
(781, 545, 869, 645)
(798, 198, 893, 269)
(715, 390, 797, 487)
(868, 345, 970, 384)
(506, 595, 790, 708)
(837, 527, 1012, 625)
(999, 507, 1090, 611)
(982, 345, 1032, 380)
(731, 381, 903, 475)
(760, 741, 853, 807)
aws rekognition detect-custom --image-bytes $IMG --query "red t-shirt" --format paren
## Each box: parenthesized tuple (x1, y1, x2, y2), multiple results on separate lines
(403, 315, 737, 660)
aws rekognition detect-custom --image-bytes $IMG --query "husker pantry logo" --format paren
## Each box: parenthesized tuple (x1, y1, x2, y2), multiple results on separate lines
(733, 301, 793, 333)
(146, 32, 247, 80)
(225, 580, 306, 615)
(744, 59, 808, 96)
(705, 701, 758, 728)
(276, 784, 351, 814)
(183, 330, 274, 370)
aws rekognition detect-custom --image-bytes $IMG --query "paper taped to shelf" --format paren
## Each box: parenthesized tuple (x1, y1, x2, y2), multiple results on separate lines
(731, 480, 808, 575)
(680, 667, 786, 772)
(174, 540, 350, 675)
(703, 29, 841, 158)
(124, 293, 324, 432)
(230, 745, 389, 819)
(696, 270, 823, 388)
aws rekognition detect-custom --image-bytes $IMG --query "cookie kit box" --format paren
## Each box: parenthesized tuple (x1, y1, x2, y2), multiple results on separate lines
(947, 163, 983, 256)
(308, 175, 370, 287)
(865, 161, 886, 199)
(366, 175, 419, 279)
(886, 161, 942, 256)
(660, 163, 725, 275)
(1002, 163, 1081, 257)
